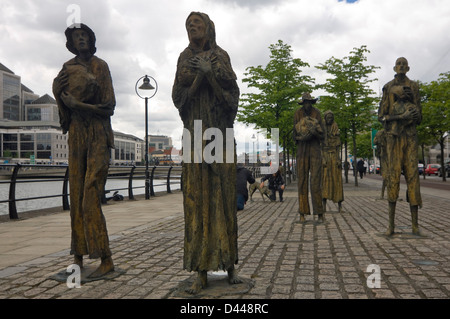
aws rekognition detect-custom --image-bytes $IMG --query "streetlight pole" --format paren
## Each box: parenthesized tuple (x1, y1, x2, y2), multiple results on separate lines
(144, 96, 149, 199)
(135, 75, 158, 199)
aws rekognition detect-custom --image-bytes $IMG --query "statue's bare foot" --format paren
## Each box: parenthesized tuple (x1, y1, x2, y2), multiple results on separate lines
(186, 271, 207, 295)
(228, 267, 243, 285)
(88, 257, 114, 278)
(299, 214, 306, 223)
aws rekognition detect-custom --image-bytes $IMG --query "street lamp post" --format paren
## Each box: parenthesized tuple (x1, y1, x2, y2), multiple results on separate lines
(135, 75, 158, 199)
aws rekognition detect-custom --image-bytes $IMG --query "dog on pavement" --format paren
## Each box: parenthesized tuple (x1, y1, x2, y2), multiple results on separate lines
(249, 180, 272, 202)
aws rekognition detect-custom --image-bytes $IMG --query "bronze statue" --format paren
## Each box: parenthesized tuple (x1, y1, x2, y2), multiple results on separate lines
(322, 110, 344, 212)
(378, 57, 422, 236)
(172, 12, 241, 294)
(293, 93, 325, 223)
(53, 24, 115, 278)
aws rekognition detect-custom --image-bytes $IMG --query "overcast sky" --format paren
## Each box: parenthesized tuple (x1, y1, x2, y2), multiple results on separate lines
(1, 0, 449, 152)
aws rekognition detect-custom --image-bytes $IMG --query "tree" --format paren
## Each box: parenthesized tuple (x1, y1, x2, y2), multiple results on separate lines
(419, 72, 450, 181)
(237, 40, 314, 177)
(315, 45, 380, 186)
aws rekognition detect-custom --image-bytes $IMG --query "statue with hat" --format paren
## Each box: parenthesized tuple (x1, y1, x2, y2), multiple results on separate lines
(378, 57, 422, 236)
(293, 93, 325, 223)
(52, 23, 115, 278)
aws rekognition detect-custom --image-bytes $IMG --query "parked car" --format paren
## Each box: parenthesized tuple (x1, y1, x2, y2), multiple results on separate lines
(438, 160, 450, 177)
(418, 163, 424, 175)
(425, 164, 441, 176)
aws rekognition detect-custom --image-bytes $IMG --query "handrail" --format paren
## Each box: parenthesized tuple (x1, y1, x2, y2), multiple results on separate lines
(0, 163, 182, 220)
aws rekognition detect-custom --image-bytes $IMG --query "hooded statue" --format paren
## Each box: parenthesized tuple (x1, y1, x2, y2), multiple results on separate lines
(172, 12, 240, 294)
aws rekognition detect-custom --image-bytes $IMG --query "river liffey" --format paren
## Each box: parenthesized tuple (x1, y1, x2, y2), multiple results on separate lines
(0, 178, 180, 216)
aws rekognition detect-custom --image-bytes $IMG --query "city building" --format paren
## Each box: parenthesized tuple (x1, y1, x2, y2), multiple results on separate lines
(148, 135, 173, 152)
(111, 131, 144, 166)
(0, 120, 68, 164)
(25, 94, 60, 122)
(1, 62, 39, 122)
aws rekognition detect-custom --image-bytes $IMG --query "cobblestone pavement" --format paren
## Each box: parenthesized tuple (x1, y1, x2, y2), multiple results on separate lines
(0, 176, 449, 302)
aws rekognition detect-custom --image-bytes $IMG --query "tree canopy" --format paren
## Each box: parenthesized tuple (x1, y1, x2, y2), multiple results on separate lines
(237, 40, 314, 151)
(315, 45, 380, 185)
(418, 71, 450, 181)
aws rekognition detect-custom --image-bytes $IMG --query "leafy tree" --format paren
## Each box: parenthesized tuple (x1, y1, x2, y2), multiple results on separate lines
(315, 45, 379, 186)
(419, 72, 450, 181)
(237, 40, 314, 177)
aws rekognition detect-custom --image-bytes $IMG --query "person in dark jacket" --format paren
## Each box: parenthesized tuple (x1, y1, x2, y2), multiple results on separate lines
(260, 169, 285, 202)
(236, 166, 256, 210)
(357, 159, 365, 179)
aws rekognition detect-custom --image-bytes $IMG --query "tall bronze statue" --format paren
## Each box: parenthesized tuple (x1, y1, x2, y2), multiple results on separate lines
(322, 110, 344, 212)
(378, 57, 422, 236)
(53, 24, 115, 278)
(172, 12, 241, 294)
(293, 93, 325, 223)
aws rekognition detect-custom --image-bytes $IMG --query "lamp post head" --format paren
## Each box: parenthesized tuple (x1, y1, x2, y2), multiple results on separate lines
(139, 75, 155, 90)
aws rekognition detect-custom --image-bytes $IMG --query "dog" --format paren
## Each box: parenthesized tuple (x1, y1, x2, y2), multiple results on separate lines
(248, 180, 272, 202)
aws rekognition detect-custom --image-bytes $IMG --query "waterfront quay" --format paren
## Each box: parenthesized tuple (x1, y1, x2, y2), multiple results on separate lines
(0, 175, 449, 302)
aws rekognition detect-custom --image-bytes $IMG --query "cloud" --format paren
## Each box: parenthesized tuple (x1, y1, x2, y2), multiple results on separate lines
(1, 0, 449, 152)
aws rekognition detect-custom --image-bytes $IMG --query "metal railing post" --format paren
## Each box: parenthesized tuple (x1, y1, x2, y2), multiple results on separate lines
(8, 164, 20, 219)
(167, 166, 173, 193)
(62, 166, 70, 210)
(150, 166, 156, 196)
(128, 166, 136, 200)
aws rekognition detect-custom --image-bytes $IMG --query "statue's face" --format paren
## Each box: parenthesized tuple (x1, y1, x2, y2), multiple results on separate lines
(394, 58, 409, 75)
(72, 29, 90, 53)
(303, 101, 313, 113)
(187, 14, 206, 43)
(325, 114, 334, 125)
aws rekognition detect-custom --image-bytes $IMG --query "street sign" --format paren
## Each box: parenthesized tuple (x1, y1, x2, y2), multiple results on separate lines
(371, 128, 378, 150)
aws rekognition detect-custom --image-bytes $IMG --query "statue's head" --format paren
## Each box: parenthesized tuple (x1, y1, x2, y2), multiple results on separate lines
(298, 92, 317, 112)
(65, 23, 96, 56)
(394, 57, 410, 75)
(186, 12, 216, 50)
(324, 110, 335, 125)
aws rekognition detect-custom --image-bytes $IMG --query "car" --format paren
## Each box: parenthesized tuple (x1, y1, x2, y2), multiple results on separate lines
(438, 160, 450, 177)
(418, 163, 424, 175)
(425, 164, 441, 176)
(375, 165, 380, 174)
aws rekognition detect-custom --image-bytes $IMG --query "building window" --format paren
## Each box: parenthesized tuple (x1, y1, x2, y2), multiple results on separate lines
(2, 74, 21, 120)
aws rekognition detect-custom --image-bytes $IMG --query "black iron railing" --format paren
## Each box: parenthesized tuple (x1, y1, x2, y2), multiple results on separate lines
(0, 164, 182, 220)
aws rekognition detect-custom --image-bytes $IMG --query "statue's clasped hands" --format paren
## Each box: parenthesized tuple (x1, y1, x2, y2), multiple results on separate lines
(190, 56, 217, 75)
(401, 106, 419, 121)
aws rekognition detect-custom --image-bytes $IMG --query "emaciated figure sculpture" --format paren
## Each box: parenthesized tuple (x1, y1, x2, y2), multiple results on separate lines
(378, 57, 422, 236)
(322, 110, 344, 212)
(172, 12, 241, 294)
(53, 24, 115, 278)
(293, 93, 325, 223)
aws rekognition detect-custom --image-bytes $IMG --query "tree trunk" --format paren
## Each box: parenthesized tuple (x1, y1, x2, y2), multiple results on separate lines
(439, 138, 446, 182)
(421, 143, 426, 180)
(344, 129, 349, 184)
(352, 123, 358, 187)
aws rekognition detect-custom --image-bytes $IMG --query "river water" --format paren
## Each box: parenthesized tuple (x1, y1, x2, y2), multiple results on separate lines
(0, 178, 180, 216)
